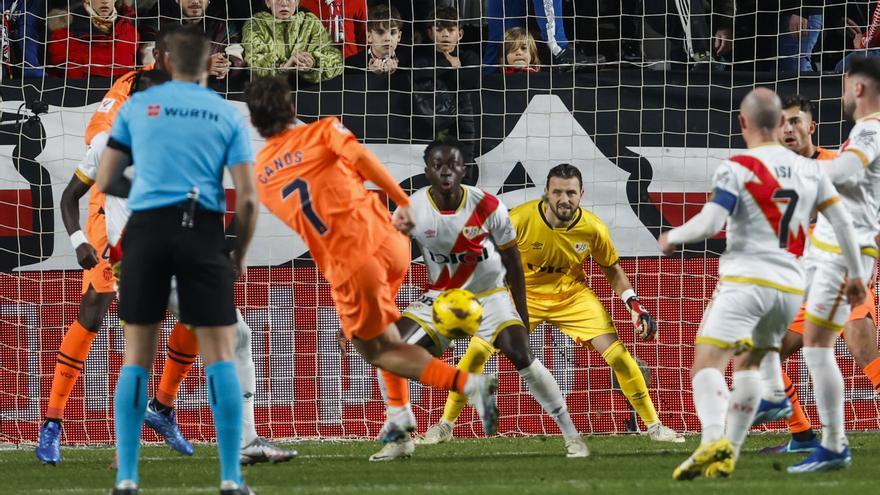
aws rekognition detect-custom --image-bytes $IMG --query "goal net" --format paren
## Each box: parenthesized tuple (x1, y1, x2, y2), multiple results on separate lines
(1, 0, 879, 446)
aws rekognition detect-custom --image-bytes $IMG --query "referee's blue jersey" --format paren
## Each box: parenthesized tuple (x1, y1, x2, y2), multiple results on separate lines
(109, 80, 254, 213)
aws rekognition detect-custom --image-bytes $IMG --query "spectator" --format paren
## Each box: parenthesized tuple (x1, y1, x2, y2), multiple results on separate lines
(483, 0, 599, 73)
(834, 3, 880, 73)
(47, 0, 140, 79)
(1, 0, 45, 79)
(501, 27, 539, 73)
(161, 0, 244, 82)
(412, 6, 479, 164)
(642, 0, 733, 68)
(776, 1, 823, 73)
(242, 0, 343, 82)
(300, 0, 366, 58)
(345, 4, 405, 76)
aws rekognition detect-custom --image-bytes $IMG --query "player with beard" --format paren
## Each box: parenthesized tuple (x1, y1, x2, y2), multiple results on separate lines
(421, 163, 683, 445)
(758, 94, 880, 455)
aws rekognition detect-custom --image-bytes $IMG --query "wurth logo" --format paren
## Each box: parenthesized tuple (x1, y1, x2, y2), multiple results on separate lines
(147, 105, 161, 117)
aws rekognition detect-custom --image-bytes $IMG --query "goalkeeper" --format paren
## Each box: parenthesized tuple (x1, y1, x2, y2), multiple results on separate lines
(422, 164, 683, 444)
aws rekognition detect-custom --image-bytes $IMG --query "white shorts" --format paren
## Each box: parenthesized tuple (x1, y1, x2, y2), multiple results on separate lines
(804, 250, 876, 330)
(402, 288, 523, 355)
(697, 280, 803, 351)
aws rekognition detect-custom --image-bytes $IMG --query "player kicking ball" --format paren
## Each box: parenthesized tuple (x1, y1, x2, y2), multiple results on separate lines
(244, 76, 499, 446)
(660, 88, 866, 480)
(759, 94, 880, 456)
(368, 139, 588, 461)
(422, 163, 683, 445)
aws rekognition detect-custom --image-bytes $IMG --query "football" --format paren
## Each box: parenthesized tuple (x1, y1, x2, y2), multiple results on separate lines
(432, 288, 484, 339)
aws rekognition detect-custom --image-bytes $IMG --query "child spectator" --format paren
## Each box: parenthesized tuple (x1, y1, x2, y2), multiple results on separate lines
(300, 0, 366, 58)
(502, 27, 539, 73)
(47, 0, 140, 79)
(412, 6, 480, 164)
(345, 4, 405, 76)
(243, 0, 343, 82)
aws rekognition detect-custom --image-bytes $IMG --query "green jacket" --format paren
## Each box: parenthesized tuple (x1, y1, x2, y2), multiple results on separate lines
(243, 11, 343, 82)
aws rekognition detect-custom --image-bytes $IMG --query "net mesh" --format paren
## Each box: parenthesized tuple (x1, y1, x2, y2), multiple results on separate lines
(1, 0, 879, 445)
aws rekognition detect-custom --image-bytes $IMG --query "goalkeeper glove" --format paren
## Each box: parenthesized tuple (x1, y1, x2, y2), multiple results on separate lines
(626, 295, 657, 340)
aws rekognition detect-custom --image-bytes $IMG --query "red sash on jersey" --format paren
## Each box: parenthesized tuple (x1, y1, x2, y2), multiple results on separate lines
(427, 193, 499, 290)
(729, 155, 806, 257)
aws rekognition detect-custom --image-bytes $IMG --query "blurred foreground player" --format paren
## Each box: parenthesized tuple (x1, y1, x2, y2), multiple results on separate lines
(760, 94, 880, 455)
(244, 76, 500, 443)
(97, 26, 258, 495)
(660, 88, 866, 480)
(423, 163, 682, 445)
(370, 139, 587, 461)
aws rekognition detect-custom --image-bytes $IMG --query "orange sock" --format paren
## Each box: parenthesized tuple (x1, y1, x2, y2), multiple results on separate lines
(46, 321, 98, 420)
(783, 369, 812, 434)
(419, 358, 469, 394)
(381, 370, 410, 407)
(156, 323, 199, 407)
(862, 357, 880, 394)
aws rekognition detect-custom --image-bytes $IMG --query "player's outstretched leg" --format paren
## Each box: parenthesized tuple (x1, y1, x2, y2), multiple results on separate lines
(353, 323, 499, 439)
(143, 322, 196, 456)
(596, 337, 683, 443)
(422, 337, 496, 445)
(233, 312, 297, 465)
(495, 326, 588, 457)
(36, 287, 114, 465)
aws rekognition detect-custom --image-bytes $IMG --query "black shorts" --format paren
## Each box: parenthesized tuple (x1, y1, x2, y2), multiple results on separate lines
(118, 206, 236, 327)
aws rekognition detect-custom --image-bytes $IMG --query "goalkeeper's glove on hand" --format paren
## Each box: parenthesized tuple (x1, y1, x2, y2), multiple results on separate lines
(627, 296, 657, 340)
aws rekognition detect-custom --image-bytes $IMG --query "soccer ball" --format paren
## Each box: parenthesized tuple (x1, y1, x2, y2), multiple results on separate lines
(432, 288, 483, 339)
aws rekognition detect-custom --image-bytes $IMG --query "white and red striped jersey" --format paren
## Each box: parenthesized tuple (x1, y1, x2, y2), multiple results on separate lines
(409, 185, 517, 294)
(712, 143, 839, 290)
(811, 115, 880, 251)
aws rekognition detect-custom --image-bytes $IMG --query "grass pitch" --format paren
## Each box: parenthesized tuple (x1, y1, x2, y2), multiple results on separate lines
(3, 433, 879, 494)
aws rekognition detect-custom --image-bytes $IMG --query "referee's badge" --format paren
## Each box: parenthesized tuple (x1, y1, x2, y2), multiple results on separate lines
(462, 226, 481, 239)
(574, 242, 589, 253)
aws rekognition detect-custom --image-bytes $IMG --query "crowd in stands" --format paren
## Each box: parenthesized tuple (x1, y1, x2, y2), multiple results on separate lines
(3, 1, 880, 153)
(6, 1, 880, 84)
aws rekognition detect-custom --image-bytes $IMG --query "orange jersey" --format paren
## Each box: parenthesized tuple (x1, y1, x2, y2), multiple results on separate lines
(84, 63, 155, 145)
(255, 117, 410, 287)
(815, 146, 837, 160)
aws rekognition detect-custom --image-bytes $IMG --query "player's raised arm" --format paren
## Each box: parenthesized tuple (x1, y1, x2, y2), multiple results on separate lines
(660, 160, 735, 255)
(325, 118, 410, 208)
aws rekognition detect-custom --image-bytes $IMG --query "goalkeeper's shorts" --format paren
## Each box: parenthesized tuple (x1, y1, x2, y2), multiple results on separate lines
(402, 287, 522, 356)
(81, 209, 115, 295)
(696, 279, 802, 351)
(526, 286, 617, 348)
(802, 249, 877, 331)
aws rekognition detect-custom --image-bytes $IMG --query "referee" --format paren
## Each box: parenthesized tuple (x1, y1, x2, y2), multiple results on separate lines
(96, 26, 258, 495)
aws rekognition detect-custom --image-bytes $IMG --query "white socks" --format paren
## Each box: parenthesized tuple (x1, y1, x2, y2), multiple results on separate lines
(803, 347, 847, 453)
(518, 360, 579, 438)
(234, 314, 259, 447)
(692, 368, 729, 444)
(758, 351, 787, 402)
(726, 370, 761, 458)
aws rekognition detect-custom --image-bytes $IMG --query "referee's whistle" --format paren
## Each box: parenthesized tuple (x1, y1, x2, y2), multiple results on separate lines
(182, 187, 200, 229)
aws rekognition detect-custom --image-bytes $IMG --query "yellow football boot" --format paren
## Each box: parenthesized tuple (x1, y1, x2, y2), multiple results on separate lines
(672, 438, 734, 481)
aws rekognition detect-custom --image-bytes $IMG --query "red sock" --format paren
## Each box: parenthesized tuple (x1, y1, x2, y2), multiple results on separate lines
(863, 357, 880, 395)
(783, 369, 812, 434)
(156, 323, 199, 407)
(381, 370, 410, 407)
(419, 358, 469, 394)
(46, 321, 98, 420)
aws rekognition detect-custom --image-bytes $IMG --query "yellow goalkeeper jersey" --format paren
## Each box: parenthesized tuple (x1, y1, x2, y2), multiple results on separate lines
(509, 200, 619, 296)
